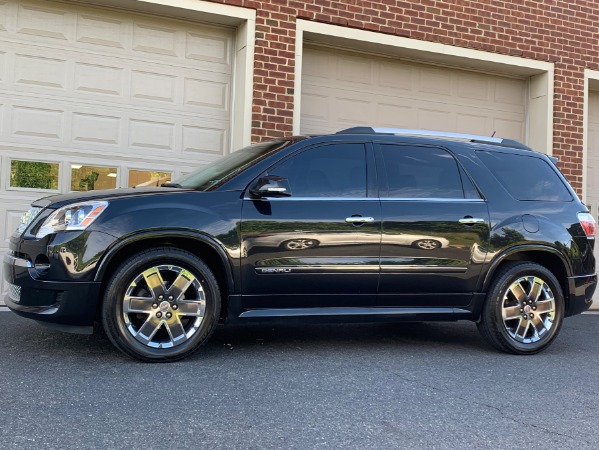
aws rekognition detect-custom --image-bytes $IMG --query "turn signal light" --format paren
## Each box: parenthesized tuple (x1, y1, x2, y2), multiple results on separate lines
(578, 212, 597, 237)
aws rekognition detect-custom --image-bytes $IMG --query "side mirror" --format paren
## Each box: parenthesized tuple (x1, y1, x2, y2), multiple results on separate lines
(250, 176, 292, 198)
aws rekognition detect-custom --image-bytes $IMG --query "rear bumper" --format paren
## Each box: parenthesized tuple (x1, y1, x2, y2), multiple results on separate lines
(566, 273, 597, 317)
(3, 253, 100, 330)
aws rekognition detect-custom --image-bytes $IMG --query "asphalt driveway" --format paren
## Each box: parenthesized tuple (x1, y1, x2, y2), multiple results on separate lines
(0, 310, 598, 449)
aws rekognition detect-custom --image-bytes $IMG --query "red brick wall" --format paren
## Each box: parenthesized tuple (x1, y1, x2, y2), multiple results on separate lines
(208, 0, 599, 193)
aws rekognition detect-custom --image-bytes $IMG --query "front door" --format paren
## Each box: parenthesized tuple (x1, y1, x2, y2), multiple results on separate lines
(374, 143, 490, 308)
(240, 142, 381, 310)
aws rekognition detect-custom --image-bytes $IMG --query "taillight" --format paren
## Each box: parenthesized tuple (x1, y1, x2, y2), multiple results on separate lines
(578, 212, 597, 237)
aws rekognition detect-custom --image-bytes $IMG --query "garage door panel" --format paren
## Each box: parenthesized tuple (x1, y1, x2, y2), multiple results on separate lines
(3, 43, 231, 117)
(456, 113, 487, 135)
(17, 2, 70, 41)
(375, 104, 416, 129)
(301, 46, 526, 140)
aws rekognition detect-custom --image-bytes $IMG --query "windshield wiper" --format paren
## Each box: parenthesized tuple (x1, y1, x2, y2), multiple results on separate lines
(161, 182, 183, 188)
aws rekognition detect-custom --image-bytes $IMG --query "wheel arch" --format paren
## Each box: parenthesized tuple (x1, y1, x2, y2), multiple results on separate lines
(94, 231, 235, 320)
(481, 245, 571, 311)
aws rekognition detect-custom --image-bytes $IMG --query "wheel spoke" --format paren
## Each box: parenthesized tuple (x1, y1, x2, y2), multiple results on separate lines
(136, 316, 162, 343)
(531, 314, 545, 334)
(124, 295, 155, 314)
(536, 299, 554, 314)
(503, 305, 523, 321)
(515, 317, 530, 339)
(177, 300, 205, 317)
(509, 282, 527, 303)
(142, 267, 166, 299)
(165, 317, 187, 344)
(528, 277, 543, 303)
(167, 269, 195, 301)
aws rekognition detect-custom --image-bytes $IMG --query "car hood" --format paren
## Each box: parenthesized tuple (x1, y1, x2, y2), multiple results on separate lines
(32, 187, 193, 209)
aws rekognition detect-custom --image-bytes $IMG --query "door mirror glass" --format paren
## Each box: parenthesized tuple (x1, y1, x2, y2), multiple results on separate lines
(250, 176, 292, 197)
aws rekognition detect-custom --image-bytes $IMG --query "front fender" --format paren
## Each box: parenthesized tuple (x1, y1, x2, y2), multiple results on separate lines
(93, 229, 236, 294)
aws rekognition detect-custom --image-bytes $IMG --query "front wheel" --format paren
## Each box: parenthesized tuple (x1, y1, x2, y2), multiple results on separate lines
(101, 248, 220, 362)
(477, 262, 564, 354)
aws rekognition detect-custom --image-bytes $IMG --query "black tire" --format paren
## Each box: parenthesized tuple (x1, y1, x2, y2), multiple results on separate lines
(101, 247, 220, 362)
(477, 262, 564, 354)
(411, 239, 442, 250)
(281, 238, 319, 250)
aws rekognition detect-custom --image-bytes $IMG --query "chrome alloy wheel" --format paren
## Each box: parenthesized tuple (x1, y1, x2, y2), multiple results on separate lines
(122, 265, 205, 349)
(501, 276, 556, 344)
(415, 239, 440, 250)
(285, 239, 316, 250)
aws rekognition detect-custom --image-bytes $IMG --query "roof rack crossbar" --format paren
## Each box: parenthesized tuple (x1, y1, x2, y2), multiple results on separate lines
(337, 127, 503, 144)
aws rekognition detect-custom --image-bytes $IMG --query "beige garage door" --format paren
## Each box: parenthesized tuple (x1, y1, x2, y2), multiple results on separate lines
(300, 46, 526, 140)
(0, 0, 234, 299)
(587, 91, 599, 306)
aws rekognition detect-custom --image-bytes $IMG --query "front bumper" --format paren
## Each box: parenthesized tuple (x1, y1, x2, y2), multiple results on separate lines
(3, 253, 101, 331)
(566, 273, 597, 316)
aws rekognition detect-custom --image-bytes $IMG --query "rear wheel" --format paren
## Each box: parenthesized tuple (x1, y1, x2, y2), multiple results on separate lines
(412, 239, 442, 250)
(477, 262, 564, 354)
(101, 248, 220, 362)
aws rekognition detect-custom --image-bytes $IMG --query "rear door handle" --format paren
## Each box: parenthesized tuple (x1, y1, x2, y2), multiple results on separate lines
(345, 217, 375, 224)
(459, 217, 485, 225)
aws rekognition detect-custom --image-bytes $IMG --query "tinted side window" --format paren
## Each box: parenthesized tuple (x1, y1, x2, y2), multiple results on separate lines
(477, 151, 572, 202)
(270, 143, 367, 197)
(380, 145, 466, 199)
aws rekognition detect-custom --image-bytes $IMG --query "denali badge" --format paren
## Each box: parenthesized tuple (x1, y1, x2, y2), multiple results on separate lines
(256, 267, 292, 274)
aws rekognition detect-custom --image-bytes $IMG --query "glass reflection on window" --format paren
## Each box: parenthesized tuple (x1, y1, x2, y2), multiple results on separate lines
(71, 165, 117, 191)
(128, 170, 171, 187)
(10, 160, 59, 190)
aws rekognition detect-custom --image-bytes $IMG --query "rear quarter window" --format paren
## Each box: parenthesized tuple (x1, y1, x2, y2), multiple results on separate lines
(477, 151, 572, 202)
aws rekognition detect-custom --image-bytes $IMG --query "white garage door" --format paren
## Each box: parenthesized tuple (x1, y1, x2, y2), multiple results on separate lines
(0, 0, 234, 298)
(300, 46, 526, 140)
(587, 91, 599, 306)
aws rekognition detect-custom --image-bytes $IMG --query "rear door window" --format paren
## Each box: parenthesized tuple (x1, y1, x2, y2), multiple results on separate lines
(379, 145, 475, 199)
(477, 151, 572, 201)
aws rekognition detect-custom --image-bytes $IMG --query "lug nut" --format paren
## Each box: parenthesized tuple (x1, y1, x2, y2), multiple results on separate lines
(166, 312, 172, 319)
(520, 308, 524, 312)
(529, 314, 534, 319)
(532, 306, 537, 311)
(522, 314, 528, 319)
(168, 295, 174, 301)
(156, 312, 162, 318)
(172, 304, 178, 310)
(158, 295, 164, 300)
(152, 303, 158, 309)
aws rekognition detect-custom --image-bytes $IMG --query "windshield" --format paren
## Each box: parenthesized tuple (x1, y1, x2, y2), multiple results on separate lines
(174, 140, 291, 190)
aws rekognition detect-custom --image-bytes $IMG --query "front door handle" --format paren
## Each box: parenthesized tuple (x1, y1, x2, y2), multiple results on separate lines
(345, 217, 375, 224)
(459, 217, 485, 225)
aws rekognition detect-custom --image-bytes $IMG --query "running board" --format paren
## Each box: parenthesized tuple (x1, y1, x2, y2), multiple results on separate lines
(238, 307, 471, 319)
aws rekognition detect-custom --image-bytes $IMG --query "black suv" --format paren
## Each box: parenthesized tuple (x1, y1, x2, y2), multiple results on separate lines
(4, 128, 597, 362)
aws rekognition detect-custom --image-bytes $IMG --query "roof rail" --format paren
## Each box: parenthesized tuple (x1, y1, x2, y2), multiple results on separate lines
(336, 127, 531, 150)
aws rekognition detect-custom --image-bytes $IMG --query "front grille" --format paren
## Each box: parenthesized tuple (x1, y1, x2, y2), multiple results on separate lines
(7, 283, 21, 303)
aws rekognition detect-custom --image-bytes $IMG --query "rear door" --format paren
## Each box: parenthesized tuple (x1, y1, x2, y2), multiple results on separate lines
(375, 143, 490, 308)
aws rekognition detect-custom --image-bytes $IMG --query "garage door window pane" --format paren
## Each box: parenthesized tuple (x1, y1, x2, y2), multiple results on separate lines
(10, 160, 59, 190)
(128, 170, 171, 187)
(381, 145, 465, 199)
(71, 165, 117, 191)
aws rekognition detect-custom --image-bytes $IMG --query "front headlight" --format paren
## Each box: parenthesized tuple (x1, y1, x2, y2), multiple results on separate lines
(15, 206, 43, 237)
(36, 201, 109, 239)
